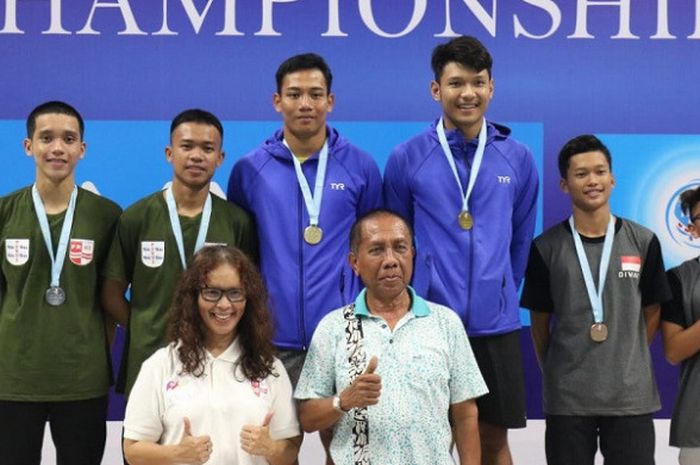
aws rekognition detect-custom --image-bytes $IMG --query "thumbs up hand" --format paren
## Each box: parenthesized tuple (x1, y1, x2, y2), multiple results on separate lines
(178, 417, 213, 464)
(364, 356, 378, 375)
(338, 356, 381, 411)
(240, 411, 275, 457)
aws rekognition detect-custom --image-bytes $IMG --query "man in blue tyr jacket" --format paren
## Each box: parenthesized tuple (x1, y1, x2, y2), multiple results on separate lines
(227, 53, 383, 387)
(384, 36, 539, 465)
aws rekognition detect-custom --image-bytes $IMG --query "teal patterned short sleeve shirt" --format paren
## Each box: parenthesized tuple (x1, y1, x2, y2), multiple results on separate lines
(295, 287, 488, 465)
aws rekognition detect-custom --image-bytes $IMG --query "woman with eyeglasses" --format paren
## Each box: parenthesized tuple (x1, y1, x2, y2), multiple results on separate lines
(122, 245, 301, 465)
(662, 185, 700, 465)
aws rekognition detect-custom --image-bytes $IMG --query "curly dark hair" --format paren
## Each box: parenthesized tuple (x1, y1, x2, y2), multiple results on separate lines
(167, 245, 277, 381)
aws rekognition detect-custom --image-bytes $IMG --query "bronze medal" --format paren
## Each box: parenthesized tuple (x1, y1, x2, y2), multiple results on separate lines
(590, 322, 608, 342)
(458, 211, 473, 230)
(304, 225, 323, 245)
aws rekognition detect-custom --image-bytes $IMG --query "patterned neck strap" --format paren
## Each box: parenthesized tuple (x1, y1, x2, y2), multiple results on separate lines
(342, 303, 370, 465)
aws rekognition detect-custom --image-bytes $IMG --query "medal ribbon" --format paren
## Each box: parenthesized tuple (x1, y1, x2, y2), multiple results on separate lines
(32, 184, 78, 289)
(569, 215, 615, 324)
(436, 117, 487, 218)
(284, 139, 329, 228)
(165, 186, 212, 269)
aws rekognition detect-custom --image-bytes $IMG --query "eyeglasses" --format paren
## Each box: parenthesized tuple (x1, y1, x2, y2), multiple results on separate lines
(200, 286, 245, 303)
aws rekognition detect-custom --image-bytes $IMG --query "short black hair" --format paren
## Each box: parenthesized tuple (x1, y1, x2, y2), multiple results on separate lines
(680, 185, 700, 217)
(275, 53, 333, 94)
(557, 134, 612, 179)
(27, 101, 84, 139)
(170, 109, 224, 143)
(349, 209, 414, 253)
(431, 36, 493, 82)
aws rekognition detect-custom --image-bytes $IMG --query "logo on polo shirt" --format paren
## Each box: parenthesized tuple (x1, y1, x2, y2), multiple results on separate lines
(618, 255, 641, 278)
(164, 378, 193, 405)
(250, 379, 269, 398)
(69, 239, 94, 266)
(5, 239, 29, 266)
(141, 241, 165, 268)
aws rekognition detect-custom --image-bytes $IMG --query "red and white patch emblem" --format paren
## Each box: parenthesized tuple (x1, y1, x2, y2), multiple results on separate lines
(620, 255, 641, 272)
(70, 239, 94, 266)
(5, 239, 30, 266)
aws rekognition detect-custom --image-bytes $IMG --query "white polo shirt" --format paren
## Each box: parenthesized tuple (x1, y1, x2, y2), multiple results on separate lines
(124, 339, 300, 464)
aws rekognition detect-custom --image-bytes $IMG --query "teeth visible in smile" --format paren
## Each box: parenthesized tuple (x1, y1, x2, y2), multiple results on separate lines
(212, 312, 232, 321)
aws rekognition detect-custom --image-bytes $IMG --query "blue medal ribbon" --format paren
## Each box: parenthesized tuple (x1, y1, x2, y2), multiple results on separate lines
(32, 184, 78, 289)
(284, 139, 329, 228)
(436, 117, 487, 219)
(569, 215, 615, 325)
(165, 186, 212, 269)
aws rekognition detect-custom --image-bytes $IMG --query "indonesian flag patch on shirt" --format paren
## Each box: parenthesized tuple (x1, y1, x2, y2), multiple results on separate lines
(620, 255, 641, 272)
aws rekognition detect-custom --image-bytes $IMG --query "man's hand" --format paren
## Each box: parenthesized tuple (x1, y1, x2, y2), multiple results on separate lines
(177, 417, 213, 464)
(240, 411, 276, 457)
(339, 356, 381, 410)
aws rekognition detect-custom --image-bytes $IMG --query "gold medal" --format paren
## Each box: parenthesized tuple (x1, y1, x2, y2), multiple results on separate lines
(590, 322, 608, 342)
(458, 211, 473, 230)
(304, 225, 323, 245)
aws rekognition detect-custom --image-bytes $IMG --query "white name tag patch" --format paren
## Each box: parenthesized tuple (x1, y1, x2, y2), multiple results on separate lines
(141, 241, 165, 268)
(5, 239, 30, 266)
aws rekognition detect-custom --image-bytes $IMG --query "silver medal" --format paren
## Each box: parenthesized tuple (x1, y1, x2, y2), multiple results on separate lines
(45, 286, 66, 306)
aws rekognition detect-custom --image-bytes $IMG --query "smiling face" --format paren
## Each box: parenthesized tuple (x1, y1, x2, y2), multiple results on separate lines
(560, 150, 615, 214)
(166, 122, 224, 190)
(349, 214, 415, 304)
(274, 68, 334, 143)
(24, 113, 85, 186)
(431, 62, 493, 139)
(198, 262, 246, 351)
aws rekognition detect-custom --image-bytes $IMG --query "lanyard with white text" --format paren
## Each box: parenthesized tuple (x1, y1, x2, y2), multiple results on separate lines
(436, 117, 487, 229)
(569, 215, 615, 325)
(32, 184, 78, 290)
(165, 186, 212, 269)
(285, 139, 329, 245)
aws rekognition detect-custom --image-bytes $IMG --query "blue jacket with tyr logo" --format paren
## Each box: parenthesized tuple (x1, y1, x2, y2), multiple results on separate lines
(228, 126, 383, 350)
(383, 120, 539, 336)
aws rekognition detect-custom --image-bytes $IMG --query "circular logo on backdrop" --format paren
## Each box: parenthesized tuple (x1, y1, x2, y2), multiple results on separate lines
(665, 179, 700, 249)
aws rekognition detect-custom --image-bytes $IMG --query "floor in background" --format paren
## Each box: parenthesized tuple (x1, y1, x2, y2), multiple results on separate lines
(42, 419, 676, 464)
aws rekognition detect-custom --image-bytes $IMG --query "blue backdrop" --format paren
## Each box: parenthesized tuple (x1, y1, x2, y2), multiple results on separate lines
(2, 0, 699, 420)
